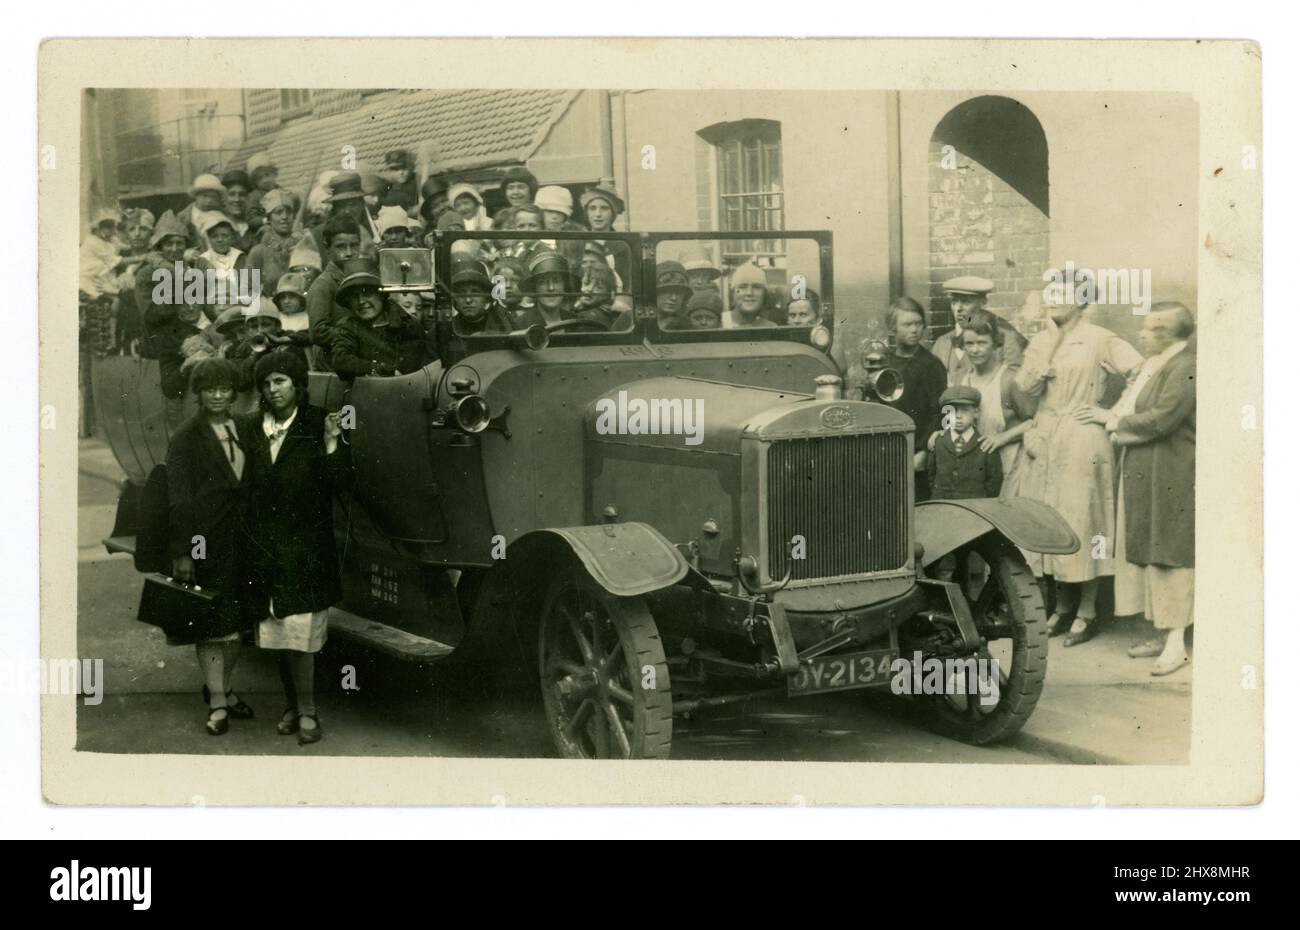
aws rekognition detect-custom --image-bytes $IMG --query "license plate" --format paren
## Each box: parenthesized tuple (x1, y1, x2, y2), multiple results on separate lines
(788, 648, 899, 696)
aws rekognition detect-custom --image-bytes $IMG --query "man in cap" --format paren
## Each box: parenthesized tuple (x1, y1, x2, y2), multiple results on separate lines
(310, 171, 377, 260)
(931, 276, 1025, 380)
(724, 262, 778, 329)
(329, 259, 426, 378)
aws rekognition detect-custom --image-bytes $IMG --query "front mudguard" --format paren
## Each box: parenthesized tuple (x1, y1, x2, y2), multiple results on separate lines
(503, 522, 690, 598)
(915, 498, 1079, 568)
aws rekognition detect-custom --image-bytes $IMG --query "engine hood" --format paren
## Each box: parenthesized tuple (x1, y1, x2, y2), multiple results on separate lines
(584, 376, 913, 454)
(583, 377, 810, 455)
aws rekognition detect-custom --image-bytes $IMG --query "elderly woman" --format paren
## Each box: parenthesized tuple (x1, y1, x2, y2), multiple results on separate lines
(246, 349, 352, 744)
(165, 357, 258, 735)
(1083, 304, 1197, 675)
(1015, 274, 1144, 647)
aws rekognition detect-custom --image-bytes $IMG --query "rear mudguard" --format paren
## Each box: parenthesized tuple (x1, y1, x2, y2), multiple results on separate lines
(915, 498, 1079, 568)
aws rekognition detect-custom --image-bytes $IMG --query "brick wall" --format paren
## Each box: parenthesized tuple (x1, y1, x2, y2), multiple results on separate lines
(927, 140, 1050, 335)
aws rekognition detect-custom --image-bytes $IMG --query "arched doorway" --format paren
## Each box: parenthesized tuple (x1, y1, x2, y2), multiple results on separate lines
(928, 96, 1049, 333)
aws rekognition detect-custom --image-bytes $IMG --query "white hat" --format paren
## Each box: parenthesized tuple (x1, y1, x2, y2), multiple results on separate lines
(535, 186, 573, 217)
(199, 212, 236, 236)
(376, 205, 411, 236)
(189, 173, 226, 198)
(91, 208, 120, 228)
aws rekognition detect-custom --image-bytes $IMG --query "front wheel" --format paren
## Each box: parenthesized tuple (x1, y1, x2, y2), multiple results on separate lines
(538, 565, 673, 759)
(916, 539, 1048, 745)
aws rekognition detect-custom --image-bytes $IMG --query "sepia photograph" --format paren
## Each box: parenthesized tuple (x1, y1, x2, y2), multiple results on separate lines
(37, 37, 1263, 806)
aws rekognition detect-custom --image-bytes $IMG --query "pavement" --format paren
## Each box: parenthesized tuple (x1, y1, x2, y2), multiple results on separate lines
(75, 437, 1190, 765)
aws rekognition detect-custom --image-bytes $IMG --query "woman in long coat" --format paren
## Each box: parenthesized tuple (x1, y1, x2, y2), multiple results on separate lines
(165, 357, 259, 735)
(244, 348, 351, 744)
(1015, 285, 1143, 647)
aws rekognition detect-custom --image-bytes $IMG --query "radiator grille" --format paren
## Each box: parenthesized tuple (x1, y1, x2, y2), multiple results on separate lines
(766, 433, 910, 581)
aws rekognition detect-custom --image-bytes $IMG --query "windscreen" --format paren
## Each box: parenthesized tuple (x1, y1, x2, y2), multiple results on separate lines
(650, 236, 827, 335)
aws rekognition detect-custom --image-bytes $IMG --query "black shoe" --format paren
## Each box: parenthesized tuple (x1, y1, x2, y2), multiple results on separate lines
(224, 691, 255, 720)
(1064, 616, 1101, 648)
(276, 708, 299, 736)
(205, 708, 229, 736)
(297, 715, 322, 745)
(1047, 612, 1076, 637)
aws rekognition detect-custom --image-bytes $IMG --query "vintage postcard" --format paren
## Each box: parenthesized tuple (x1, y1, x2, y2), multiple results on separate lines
(38, 38, 1262, 805)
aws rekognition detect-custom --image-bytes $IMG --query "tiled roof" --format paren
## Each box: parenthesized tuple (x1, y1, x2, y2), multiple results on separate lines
(227, 89, 579, 194)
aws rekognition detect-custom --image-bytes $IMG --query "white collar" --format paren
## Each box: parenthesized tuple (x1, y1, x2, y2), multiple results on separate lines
(263, 407, 298, 438)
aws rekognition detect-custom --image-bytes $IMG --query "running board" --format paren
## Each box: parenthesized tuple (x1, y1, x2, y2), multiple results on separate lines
(326, 607, 456, 662)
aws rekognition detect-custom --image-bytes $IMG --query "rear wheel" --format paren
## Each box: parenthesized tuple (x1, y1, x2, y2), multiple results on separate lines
(917, 538, 1048, 745)
(538, 565, 673, 759)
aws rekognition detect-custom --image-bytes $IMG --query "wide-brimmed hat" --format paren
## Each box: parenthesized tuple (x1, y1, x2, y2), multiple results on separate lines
(680, 245, 722, 279)
(580, 185, 625, 216)
(244, 297, 282, 327)
(655, 261, 692, 298)
(189, 173, 226, 198)
(335, 259, 382, 305)
(419, 176, 450, 222)
(535, 186, 573, 217)
(522, 250, 578, 294)
(326, 171, 366, 203)
(214, 305, 249, 337)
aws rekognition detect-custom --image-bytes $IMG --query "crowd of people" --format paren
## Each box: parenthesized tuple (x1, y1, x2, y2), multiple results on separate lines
(79, 151, 1196, 740)
(876, 275, 1197, 676)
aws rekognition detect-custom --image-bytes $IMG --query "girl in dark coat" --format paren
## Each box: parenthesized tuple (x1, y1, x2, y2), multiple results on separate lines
(165, 357, 258, 735)
(245, 349, 352, 744)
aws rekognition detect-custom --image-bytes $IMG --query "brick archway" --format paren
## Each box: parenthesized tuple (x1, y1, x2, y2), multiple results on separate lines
(928, 96, 1049, 332)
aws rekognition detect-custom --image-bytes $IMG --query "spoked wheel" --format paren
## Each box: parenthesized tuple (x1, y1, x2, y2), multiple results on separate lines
(538, 565, 673, 759)
(918, 538, 1048, 745)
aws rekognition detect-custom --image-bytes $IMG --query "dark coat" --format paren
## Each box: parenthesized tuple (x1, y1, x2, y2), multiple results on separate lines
(1118, 348, 1195, 567)
(878, 345, 948, 440)
(329, 308, 427, 378)
(244, 404, 353, 618)
(928, 429, 1003, 500)
(164, 413, 259, 633)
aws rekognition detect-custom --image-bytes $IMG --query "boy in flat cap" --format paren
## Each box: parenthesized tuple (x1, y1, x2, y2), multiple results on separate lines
(931, 276, 1026, 380)
(927, 385, 1003, 501)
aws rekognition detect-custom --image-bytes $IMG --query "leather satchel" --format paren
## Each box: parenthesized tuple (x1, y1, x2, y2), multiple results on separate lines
(137, 573, 226, 644)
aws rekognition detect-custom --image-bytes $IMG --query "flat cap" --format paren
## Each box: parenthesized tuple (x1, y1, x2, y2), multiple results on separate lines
(939, 384, 982, 409)
(942, 275, 994, 296)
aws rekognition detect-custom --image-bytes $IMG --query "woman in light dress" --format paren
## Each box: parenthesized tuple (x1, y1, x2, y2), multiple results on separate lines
(1014, 283, 1143, 647)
